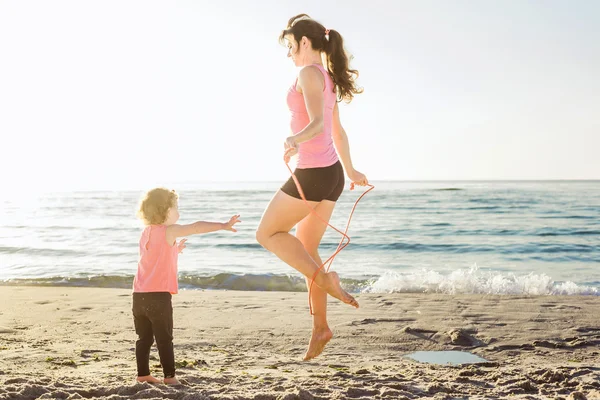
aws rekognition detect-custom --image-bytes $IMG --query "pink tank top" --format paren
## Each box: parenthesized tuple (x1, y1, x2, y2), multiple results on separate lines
(287, 64, 339, 169)
(133, 224, 179, 294)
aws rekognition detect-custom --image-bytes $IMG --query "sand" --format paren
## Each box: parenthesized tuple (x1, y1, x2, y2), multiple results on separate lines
(0, 286, 599, 399)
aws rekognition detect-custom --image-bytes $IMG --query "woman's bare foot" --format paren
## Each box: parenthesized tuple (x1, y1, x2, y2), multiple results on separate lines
(163, 376, 181, 385)
(136, 375, 161, 384)
(318, 272, 359, 308)
(303, 328, 333, 361)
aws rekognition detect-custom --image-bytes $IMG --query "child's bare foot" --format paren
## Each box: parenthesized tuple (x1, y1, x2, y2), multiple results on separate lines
(136, 375, 161, 384)
(319, 272, 359, 308)
(163, 376, 181, 385)
(303, 328, 333, 361)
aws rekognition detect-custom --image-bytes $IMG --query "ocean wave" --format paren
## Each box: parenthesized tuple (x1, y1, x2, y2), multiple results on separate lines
(536, 230, 600, 236)
(0, 274, 370, 293)
(540, 215, 596, 220)
(313, 242, 597, 256)
(0, 246, 88, 257)
(365, 265, 599, 296)
(1, 269, 597, 296)
(3, 240, 597, 262)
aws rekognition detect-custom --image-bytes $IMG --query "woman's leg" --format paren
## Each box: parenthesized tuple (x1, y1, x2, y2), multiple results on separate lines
(256, 190, 358, 308)
(295, 199, 337, 360)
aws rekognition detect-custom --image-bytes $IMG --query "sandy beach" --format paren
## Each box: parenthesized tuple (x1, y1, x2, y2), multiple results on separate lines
(0, 286, 599, 399)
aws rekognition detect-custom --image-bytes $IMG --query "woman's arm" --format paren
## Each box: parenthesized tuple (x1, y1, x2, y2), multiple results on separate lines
(285, 66, 325, 149)
(332, 103, 368, 186)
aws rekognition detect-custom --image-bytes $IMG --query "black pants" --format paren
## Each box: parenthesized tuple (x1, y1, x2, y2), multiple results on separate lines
(132, 292, 175, 378)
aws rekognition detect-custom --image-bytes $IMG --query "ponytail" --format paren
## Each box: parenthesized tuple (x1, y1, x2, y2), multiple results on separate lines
(280, 14, 363, 103)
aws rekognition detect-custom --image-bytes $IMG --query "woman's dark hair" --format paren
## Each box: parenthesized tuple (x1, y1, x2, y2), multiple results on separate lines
(279, 14, 363, 103)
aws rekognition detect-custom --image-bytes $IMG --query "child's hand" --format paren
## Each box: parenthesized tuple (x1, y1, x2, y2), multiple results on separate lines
(223, 215, 241, 232)
(177, 238, 187, 253)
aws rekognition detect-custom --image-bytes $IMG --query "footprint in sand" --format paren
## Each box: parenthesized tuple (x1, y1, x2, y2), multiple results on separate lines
(14, 326, 29, 331)
(572, 326, 600, 333)
(446, 329, 484, 347)
(402, 326, 437, 334)
(65, 306, 93, 312)
(541, 303, 582, 310)
(80, 350, 106, 357)
(460, 313, 485, 317)
(532, 340, 563, 349)
(556, 305, 582, 310)
(353, 368, 371, 375)
(529, 369, 569, 384)
(345, 387, 380, 398)
(351, 318, 416, 326)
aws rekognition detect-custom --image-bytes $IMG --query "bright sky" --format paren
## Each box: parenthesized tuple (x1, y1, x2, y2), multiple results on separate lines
(1, 0, 598, 191)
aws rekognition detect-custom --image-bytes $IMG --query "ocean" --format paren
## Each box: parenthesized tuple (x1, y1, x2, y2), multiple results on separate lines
(1, 181, 598, 295)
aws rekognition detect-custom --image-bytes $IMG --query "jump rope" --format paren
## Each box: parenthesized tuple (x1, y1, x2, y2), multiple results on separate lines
(284, 152, 374, 315)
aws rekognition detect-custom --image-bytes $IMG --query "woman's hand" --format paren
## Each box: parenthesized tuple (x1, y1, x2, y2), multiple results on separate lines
(284, 136, 298, 163)
(348, 169, 369, 186)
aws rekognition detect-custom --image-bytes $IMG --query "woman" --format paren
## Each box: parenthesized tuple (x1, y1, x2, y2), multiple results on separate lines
(256, 14, 369, 361)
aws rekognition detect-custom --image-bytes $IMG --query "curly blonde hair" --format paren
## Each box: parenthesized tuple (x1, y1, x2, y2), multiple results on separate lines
(137, 188, 178, 225)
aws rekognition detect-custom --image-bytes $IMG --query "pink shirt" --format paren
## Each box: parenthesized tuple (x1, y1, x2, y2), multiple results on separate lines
(133, 224, 179, 294)
(287, 64, 339, 169)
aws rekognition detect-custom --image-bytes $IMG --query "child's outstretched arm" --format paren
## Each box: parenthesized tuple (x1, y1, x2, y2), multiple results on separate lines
(166, 215, 241, 244)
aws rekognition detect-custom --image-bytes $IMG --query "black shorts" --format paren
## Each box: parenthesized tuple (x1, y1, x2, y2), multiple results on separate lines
(281, 161, 345, 202)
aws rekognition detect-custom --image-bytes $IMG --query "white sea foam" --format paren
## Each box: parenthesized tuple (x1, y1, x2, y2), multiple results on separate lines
(364, 265, 599, 295)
